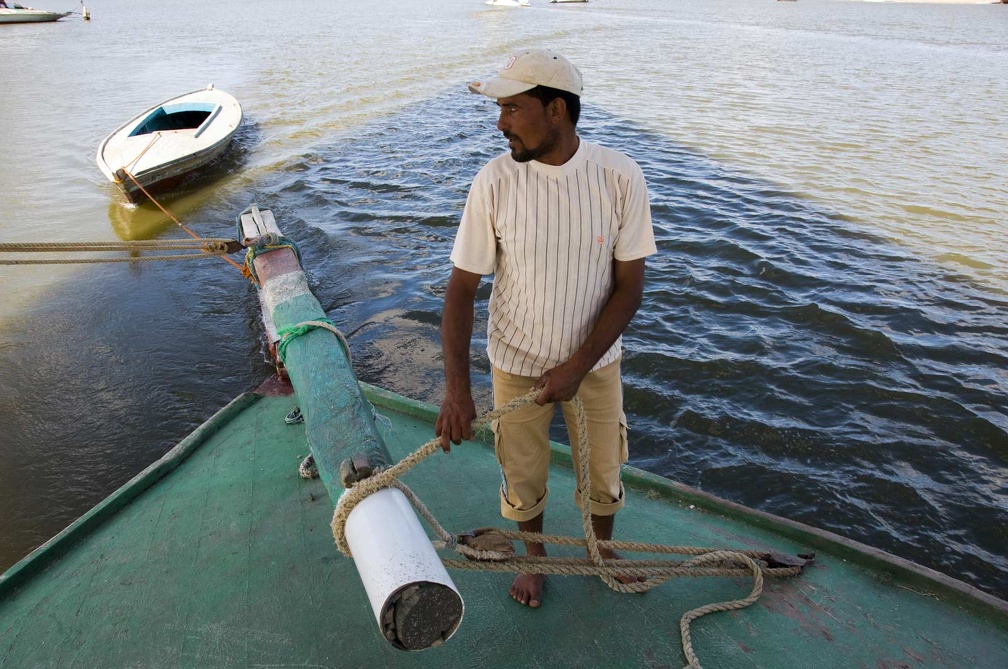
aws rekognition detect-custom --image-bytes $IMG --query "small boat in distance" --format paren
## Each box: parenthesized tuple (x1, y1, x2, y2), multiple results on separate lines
(96, 85, 242, 203)
(0, 1, 71, 23)
(485, 0, 531, 7)
(550, 0, 588, 4)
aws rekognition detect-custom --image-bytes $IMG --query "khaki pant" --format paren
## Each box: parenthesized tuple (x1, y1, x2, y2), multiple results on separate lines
(491, 359, 628, 522)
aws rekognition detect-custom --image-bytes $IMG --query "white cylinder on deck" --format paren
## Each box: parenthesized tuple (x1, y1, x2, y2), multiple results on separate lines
(342, 486, 464, 650)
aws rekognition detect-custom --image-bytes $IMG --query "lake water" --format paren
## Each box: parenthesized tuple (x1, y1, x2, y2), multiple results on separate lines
(1, 0, 1006, 601)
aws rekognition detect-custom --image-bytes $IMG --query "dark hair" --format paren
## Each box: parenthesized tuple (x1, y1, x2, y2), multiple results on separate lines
(526, 86, 581, 126)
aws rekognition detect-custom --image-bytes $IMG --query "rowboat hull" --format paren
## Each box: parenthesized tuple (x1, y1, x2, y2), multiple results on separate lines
(96, 86, 242, 203)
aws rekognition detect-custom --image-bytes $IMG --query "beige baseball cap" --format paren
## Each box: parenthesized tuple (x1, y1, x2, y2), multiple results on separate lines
(468, 49, 583, 99)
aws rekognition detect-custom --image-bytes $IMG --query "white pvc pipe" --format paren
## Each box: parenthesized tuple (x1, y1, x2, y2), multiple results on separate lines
(342, 486, 464, 650)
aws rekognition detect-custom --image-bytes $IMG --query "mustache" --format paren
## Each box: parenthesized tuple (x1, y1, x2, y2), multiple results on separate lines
(503, 132, 519, 141)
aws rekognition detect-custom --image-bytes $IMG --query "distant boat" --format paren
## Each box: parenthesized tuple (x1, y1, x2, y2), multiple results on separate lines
(550, 0, 588, 3)
(96, 85, 243, 203)
(485, 0, 530, 7)
(0, 1, 71, 23)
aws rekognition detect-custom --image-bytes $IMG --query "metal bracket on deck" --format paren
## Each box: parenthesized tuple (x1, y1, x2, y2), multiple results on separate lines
(763, 551, 816, 572)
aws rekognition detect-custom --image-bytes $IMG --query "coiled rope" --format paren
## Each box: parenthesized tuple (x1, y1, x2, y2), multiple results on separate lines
(330, 386, 806, 669)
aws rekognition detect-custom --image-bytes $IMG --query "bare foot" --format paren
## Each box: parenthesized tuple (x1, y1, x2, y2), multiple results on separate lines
(513, 514, 547, 607)
(510, 572, 546, 607)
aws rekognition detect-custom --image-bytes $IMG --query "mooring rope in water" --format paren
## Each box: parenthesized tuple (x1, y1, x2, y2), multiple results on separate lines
(329, 384, 807, 669)
(1, 167, 251, 276)
(0, 238, 238, 265)
(116, 168, 248, 275)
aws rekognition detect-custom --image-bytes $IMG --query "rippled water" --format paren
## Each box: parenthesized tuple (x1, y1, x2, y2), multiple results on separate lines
(1, 0, 1006, 600)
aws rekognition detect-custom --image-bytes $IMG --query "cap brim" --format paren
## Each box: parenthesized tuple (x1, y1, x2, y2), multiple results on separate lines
(467, 77, 537, 99)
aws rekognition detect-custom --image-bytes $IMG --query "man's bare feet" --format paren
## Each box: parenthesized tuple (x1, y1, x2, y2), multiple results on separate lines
(513, 514, 548, 606)
(510, 572, 546, 607)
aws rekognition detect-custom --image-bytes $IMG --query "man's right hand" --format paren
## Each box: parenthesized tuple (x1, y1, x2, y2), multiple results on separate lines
(436, 391, 477, 453)
(438, 266, 483, 453)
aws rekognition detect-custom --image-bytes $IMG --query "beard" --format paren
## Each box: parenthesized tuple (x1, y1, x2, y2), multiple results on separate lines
(505, 128, 559, 163)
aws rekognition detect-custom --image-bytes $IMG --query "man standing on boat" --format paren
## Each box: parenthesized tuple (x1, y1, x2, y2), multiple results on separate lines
(436, 50, 657, 608)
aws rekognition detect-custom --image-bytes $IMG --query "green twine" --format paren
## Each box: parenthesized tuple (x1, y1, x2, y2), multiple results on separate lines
(276, 318, 338, 364)
(242, 234, 303, 284)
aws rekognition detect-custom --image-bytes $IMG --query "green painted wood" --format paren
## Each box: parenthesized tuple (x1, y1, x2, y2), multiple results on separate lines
(2, 388, 1006, 668)
(255, 249, 392, 502)
(0, 392, 259, 596)
(250, 221, 457, 650)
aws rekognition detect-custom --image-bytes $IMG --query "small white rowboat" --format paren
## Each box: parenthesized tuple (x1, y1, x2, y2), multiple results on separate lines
(96, 85, 242, 203)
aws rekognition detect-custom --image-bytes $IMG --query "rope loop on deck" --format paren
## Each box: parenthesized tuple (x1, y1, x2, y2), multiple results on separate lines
(329, 389, 806, 669)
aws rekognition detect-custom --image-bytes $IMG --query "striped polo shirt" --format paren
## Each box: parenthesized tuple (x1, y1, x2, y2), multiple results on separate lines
(451, 139, 657, 378)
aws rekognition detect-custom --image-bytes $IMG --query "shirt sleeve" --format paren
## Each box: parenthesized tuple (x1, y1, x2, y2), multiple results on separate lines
(450, 170, 498, 276)
(614, 163, 658, 262)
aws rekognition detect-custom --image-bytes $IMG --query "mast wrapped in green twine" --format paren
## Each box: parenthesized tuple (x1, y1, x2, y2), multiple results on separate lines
(239, 205, 392, 497)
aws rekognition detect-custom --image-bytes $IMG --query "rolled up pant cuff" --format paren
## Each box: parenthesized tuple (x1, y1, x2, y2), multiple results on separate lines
(501, 487, 549, 522)
(575, 482, 625, 517)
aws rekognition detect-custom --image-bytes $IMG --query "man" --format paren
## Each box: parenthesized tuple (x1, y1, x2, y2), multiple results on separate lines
(436, 49, 657, 608)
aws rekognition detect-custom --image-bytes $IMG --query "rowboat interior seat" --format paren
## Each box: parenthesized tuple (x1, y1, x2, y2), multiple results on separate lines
(130, 103, 219, 136)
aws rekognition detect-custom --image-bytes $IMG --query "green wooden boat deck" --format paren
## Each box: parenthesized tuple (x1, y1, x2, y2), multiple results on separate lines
(2, 385, 1006, 668)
